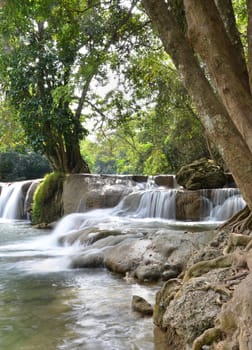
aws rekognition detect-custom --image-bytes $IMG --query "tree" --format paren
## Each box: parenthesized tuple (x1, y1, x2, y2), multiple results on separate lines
(0, 0, 147, 173)
(0, 99, 27, 152)
(141, 0, 252, 230)
(84, 47, 209, 174)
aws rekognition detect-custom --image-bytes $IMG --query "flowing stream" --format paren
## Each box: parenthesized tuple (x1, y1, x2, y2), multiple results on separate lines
(0, 221, 157, 350)
(0, 178, 247, 349)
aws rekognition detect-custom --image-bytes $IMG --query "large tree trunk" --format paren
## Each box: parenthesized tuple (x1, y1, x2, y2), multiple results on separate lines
(141, 0, 252, 211)
(184, 0, 252, 154)
(46, 138, 90, 174)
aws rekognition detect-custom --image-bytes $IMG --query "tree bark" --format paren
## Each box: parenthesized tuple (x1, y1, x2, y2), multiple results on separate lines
(141, 0, 252, 210)
(214, 0, 247, 76)
(247, 0, 252, 92)
(184, 0, 252, 154)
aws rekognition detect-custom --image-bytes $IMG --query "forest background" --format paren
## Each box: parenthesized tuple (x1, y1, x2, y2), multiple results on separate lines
(0, 0, 212, 181)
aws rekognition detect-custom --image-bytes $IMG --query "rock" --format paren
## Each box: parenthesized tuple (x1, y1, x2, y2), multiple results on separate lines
(62, 174, 135, 214)
(70, 250, 104, 268)
(134, 264, 162, 282)
(155, 268, 230, 348)
(176, 190, 209, 220)
(131, 295, 153, 316)
(162, 263, 182, 281)
(104, 239, 152, 274)
(176, 158, 226, 190)
(154, 175, 176, 188)
(215, 253, 252, 349)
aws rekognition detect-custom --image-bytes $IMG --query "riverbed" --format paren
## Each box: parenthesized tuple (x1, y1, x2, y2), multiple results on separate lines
(0, 221, 158, 350)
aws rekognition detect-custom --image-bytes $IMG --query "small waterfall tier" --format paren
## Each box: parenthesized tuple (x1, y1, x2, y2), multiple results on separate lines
(0, 174, 247, 222)
(0, 180, 40, 220)
(114, 189, 177, 219)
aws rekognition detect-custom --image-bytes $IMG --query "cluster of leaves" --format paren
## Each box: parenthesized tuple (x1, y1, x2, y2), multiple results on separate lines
(0, 100, 27, 152)
(0, 0, 209, 176)
(0, 0, 152, 172)
(82, 47, 209, 175)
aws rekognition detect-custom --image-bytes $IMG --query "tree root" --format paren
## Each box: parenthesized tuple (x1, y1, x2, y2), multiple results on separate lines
(183, 254, 233, 282)
(192, 327, 222, 350)
(224, 232, 252, 254)
(220, 206, 252, 234)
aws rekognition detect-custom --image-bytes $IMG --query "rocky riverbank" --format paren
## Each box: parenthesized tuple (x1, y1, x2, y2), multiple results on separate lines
(0, 167, 249, 349)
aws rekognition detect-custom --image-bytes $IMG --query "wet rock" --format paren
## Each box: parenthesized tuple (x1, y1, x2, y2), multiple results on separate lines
(134, 264, 162, 282)
(62, 174, 135, 214)
(176, 190, 208, 220)
(162, 263, 182, 281)
(176, 158, 226, 190)
(154, 175, 176, 188)
(104, 239, 152, 274)
(132, 175, 148, 183)
(131, 295, 153, 316)
(70, 250, 104, 268)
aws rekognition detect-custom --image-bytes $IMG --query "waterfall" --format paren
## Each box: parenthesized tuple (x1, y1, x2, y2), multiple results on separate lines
(208, 189, 246, 221)
(0, 181, 33, 220)
(0, 176, 247, 223)
(113, 189, 177, 219)
(135, 190, 177, 219)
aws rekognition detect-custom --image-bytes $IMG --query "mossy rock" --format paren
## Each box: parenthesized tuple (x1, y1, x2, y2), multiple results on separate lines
(32, 172, 65, 225)
(176, 158, 226, 190)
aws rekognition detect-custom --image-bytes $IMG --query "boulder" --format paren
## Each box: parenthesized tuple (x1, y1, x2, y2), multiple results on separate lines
(131, 295, 153, 316)
(176, 158, 227, 190)
(176, 190, 210, 220)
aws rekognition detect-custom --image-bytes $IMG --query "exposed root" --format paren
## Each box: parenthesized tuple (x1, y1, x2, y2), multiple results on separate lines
(183, 254, 233, 282)
(192, 327, 222, 350)
(224, 232, 252, 254)
(220, 206, 252, 234)
(245, 239, 252, 251)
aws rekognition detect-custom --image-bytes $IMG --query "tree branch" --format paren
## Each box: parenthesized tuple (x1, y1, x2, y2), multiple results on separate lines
(215, 0, 247, 78)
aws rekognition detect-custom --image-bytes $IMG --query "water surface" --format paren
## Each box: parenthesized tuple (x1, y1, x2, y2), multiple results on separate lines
(0, 221, 157, 350)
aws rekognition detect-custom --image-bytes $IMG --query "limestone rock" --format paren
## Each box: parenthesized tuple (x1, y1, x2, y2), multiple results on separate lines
(131, 295, 153, 316)
(176, 158, 226, 190)
(134, 264, 162, 282)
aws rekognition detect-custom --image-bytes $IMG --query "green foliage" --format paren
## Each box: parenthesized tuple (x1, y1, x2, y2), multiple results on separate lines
(0, 151, 51, 181)
(0, 1, 209, 176)
(83, 46, 209, 175)
(0, 100, 27, 152)
(32, 171, 65, 225)
(0, 0, 149, 172)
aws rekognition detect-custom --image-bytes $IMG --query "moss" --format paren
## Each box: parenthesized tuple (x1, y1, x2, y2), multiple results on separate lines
(32, 172, 66, 225)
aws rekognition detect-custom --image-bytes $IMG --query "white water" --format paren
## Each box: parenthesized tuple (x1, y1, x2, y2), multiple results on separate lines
(0, 223, 157, 350)
(0, 181, 32, 220)
(0, 179, 248, 349)
(0, 179, 247, 224)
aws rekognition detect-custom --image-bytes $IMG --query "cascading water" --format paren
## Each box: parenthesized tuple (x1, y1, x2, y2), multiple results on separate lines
(200, 188, 246, 221)
(0, 176, 248, 349)
(0, 181, 33, 220)
(0, 177, 247, 223)
(114, 189, 177, 219)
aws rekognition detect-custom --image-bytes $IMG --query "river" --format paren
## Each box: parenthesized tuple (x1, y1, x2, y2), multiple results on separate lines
(0, 178, 247, 350)
(0, 220, 158, 350)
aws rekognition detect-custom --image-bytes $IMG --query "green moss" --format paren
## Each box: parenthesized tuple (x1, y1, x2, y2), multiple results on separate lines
(32, 172, 66, 225)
